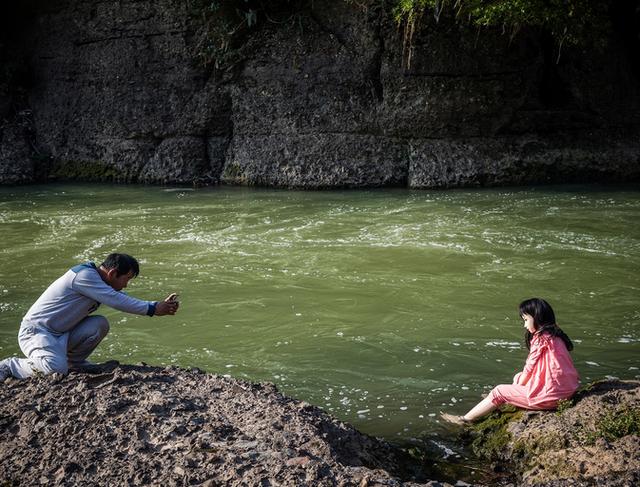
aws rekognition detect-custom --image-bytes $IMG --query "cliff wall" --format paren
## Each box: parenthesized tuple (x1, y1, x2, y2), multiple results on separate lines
(1, 0, 639, 188)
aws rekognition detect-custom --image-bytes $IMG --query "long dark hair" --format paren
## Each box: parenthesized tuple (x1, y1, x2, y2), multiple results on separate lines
(519, 298, 573, 351)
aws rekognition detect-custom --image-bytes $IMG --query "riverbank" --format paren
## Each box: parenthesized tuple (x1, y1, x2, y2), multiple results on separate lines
(1, 365, 639, 486)
(0, 364, 445, 486)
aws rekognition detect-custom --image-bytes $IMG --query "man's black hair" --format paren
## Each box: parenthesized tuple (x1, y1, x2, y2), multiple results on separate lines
(101, 253, 140, 277)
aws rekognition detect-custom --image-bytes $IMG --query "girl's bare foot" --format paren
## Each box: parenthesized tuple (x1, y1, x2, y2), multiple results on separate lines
(440, 412, 470, 426)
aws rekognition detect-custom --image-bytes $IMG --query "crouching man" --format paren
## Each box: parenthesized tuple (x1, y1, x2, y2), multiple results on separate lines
(0, 253, 179, 380)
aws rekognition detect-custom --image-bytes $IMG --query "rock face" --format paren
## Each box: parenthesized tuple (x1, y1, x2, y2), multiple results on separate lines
(0, 364, 443, 486)
(1, 0, 639, 187)
(470, 380, 640, 486)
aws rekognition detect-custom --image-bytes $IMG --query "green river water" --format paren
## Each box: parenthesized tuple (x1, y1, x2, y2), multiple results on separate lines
(1, 184, 638, 448)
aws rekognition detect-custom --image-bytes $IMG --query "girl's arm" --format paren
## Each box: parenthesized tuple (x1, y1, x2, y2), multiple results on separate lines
(518, 336, 547, 385)
(517, 369, 532, 386)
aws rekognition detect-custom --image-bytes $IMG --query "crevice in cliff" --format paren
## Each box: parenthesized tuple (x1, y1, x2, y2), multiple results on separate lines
(74, 30, 188, 46)
(218, 88, 236, 184)
(202, 133, 232, 186)
(201, 134, 215, 185)
(402, 69, 526, 79)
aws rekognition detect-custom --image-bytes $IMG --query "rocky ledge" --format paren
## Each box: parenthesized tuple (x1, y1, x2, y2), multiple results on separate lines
(468, 380, 640, 486)
(1, 366, 638, 487)
(0, 364, 443, 487)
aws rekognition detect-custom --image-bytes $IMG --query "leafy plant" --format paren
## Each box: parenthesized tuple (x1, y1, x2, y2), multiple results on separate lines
(188, 0, 615, 71)
(585, 407, 640, 444)
(188, 0, 255, 70)
(555, 398, 574, 415)
(392, 0, 612, 66)
(188, 0, 306, 71)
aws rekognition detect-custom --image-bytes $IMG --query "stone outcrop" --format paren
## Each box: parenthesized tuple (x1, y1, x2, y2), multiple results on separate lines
(0, 364, 445, 486)
(469, 379, 640, 486)
(1, 0, 639, 187)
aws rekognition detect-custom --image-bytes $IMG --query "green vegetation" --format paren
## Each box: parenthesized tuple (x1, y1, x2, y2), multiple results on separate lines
(582, 407, 640, 444)
(470, 405, 523, 460)
(50, 160, 125, 182)
(555, 398, 574, 415)
(393, 0, 611, 65)
(221, 161, 245, 183)
(187, 0, 253, 70)
(187, 1, 613, 70)
(188, 0, 306, 70)
(512, 432, 566, 458)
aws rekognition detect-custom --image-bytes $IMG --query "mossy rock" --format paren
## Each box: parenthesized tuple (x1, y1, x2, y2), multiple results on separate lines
(512, 432, 567, 464)
(49, 159, 127, 182)
(581, 406, 640, 445)
(222, 161, 246, 184)
(461, 381, 640, 485)
(470, 406, 523, 460)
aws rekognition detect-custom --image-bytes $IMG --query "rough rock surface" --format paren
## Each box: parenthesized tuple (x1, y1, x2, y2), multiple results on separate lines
(470, 380, 640, 487)
(1, 0, 639, 187)
(0, 364, 447, 487)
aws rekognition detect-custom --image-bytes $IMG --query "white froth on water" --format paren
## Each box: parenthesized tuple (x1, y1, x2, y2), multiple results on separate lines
(486, 341, 521, 349)
(617, 336, 638, 343)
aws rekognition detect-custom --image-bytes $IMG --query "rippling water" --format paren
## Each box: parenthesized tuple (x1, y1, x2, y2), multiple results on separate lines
(0, 184, 638, 444)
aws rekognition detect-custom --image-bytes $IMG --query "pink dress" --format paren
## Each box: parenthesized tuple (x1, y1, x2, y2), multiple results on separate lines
(490, 332, 579, 409)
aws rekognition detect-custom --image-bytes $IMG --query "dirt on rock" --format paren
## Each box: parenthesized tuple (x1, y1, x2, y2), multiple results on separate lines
(0, 364, 449, 487)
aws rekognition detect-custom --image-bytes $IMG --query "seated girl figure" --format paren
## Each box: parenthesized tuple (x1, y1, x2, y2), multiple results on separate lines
(442, 298, 579, 425)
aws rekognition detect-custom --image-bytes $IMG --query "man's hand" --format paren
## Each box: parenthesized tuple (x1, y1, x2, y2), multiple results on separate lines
(155, 293, 180, 316)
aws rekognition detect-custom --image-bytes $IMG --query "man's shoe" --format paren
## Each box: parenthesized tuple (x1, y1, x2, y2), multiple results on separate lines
(0, 359, 12, 382)
(68, 360, 119, 374)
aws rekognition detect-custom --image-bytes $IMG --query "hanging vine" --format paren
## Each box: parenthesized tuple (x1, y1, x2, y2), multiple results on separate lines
(187, 0, 614, 72)
(392, 0, 612, 69)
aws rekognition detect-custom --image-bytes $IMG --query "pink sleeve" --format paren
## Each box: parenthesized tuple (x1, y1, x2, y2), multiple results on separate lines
(523, 335, 548, 374)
